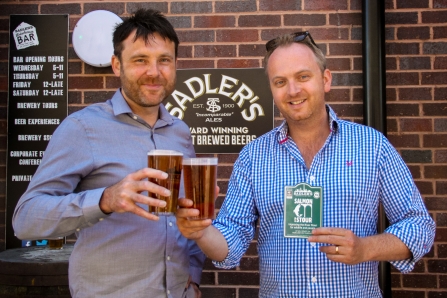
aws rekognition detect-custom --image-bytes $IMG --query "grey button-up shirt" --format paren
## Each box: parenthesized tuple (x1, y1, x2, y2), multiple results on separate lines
(13, 90, 205, 298)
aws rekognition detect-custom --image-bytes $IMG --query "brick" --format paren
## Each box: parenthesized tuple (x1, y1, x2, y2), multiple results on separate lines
(331, 73, 363, 86)
(388, 104, 419, 117)
(304, 0, 348, 10)
(403, 274, 437, 288)
(178, 45, 192, 59)
(423, 42, 447, 54)
(0, 33, 9, 46)
(408, 165, 421, 179)
(423, 103, 447, 116)
(385, 57, 397, 71)
(399, 88, 432, 101)
(106, 77, 120, 89)
(385, 12, 418, 24)
(84, 91, 115, 104)
(424, 134, 447, 148)
(85, 65, 114, 75)
(325, 88, 350, 102)
(396, 0, 429, 8)
(326, 58, 351, 71)
(415, 181, 434, 194)
(171, 2, 212, 14)
(239, 288, 259, 298)
(259, 0, 302, 10)
(239, 15, 281, 27)
(400, 57, 431, 70)
(434, 26, 447, 39)
(41, 4, 81, 14)
(397, 26, 430, 40)
(385, 27, 395, 40)
(422, 11, 447, 23)
(167, 16, 191, 29)
(386, 72, 419, 86)
(216, 30, 258, 42)
(436, 228, 447, 242)
(68, 77, 103, 89)
(387, 134, 420, 148)
(435, 150, 447, 162)
(392, 291, 425, 298)
(195, 45, 236, 58)
(391, 272, 401, 287)
(217, 59, 260, 68)
(351, 27, 362, 40)
(285, 14, 326, 26)
(424, 165, 447, 178)
(435, 57, 447, 69)
(194, 16, 235, 28)
(438, 182, 447, 195)
(330, 103, 363, 117)
(439, 243, 447, 257)
(387, 118, 398, 133)
(426, 197, 447, 211)
(353, 57, 363, 70)
(68, 62, 82, 75)
(84, 3, 124, 15)
(435, 88, 447, 100)
(401, 150, 432, 163)
(239, 44, 266, 57)
(428, 291, 447, 298)
(200, 287, 236, 298)
(215, 0, 257, 13)
(68, 91, 81, 105)
(435, 120, 447, 132)
(0, 19, 8, 31)
(126, 2, 168, 13)
(329, 13, 362, 26)
(0, 48, 7, 60)
(386, 43, 420, 55)
(400, 119, 432, 132)
(0, 4, 38, 16)
(428, 259, 447, 272)
(218, 272, 260, 285)
(434, 0, 447, 7)
(178, 60, 214, 69)
(239, 257, 259, 270)
(310, 28, 350, 42)
(178, 30, 214, 43)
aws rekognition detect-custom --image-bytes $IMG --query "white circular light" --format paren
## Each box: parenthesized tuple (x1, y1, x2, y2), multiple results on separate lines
(72, 10, 122, 67)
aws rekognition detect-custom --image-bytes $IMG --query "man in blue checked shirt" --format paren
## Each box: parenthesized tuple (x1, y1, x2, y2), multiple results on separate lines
(176, 31, 435, 297)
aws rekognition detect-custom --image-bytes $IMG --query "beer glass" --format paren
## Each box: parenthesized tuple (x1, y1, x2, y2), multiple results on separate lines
(48, 237, 64, 250)
(183, 157, 218, 220)
(148, 150, 183, 215)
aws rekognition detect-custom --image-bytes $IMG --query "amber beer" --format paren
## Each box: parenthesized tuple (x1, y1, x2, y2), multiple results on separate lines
(48, 237, 64, 250)
(148, 150, 183, 215)
(183, 158, 218, 220)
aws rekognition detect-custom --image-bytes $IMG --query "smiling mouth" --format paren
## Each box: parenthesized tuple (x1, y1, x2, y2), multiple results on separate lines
(290, 99, 306, 105)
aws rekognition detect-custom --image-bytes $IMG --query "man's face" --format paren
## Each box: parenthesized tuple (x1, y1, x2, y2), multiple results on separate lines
(267, 43, 332, 125)
(111, 31, 177, 113)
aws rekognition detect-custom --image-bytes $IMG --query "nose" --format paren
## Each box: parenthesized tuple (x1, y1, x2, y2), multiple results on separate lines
(287, 81, 302, 97)
(145, 61, 160, 77)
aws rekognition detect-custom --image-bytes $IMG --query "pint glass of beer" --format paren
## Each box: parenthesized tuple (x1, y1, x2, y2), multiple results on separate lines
(183, 157, 218, 220)
(48, 237, 64, 250)
(148, 150, 183, 215)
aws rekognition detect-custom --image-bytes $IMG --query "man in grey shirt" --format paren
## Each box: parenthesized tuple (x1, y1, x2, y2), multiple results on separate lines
(13, 9, 204, 298)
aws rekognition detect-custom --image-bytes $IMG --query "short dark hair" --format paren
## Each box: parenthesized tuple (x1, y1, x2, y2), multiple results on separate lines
(113, 9, 179, 60)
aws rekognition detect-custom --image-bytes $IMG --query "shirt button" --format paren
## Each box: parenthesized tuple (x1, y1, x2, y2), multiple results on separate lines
(310, 175, 315, 182)
(167, 256, 170, 261)
(76, 228, 80, 231)
(99, 218, 104, 221)
(133, 115, 137, 120)
(169, 222, 173, 227)
(167, 290, 170, 294)
(310, 242, 316, 247)
(312, 276, 317, 283)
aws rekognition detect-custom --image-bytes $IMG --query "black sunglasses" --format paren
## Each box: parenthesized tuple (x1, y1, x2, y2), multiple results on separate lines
(265, 31, 317, 52)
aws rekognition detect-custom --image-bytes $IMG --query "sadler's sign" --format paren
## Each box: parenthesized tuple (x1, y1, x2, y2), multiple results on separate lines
(164, 68, 274, 154)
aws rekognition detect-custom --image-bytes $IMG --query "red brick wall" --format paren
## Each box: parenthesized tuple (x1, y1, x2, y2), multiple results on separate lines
(0, 0, 446, 297)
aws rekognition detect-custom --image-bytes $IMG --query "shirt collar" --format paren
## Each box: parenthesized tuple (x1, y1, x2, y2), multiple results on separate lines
(276, 104, 339, 144)
(110, 89, 175, 126)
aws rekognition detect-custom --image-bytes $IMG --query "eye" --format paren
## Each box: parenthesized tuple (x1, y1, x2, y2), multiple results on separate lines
(274, 79, 285, 87)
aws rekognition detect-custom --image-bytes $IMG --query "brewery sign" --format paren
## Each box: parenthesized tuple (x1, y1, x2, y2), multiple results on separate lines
(6, 15, 68, 249)
(164, 68, 274, 154)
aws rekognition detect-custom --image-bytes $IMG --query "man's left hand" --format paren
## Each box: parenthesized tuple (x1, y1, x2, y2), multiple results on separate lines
(308, 227, 367, 265)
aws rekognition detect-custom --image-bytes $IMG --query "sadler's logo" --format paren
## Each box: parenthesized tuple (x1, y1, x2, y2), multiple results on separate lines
(165, 74, 265, 121)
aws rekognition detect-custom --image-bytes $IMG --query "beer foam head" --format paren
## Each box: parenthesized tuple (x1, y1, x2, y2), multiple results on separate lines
(148, 149, 183, 156)
(183, 157, 218, 165)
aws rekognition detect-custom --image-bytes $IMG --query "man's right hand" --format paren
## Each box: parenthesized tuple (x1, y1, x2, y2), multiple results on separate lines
(175, 198, 213, 240)
(99, 168, 170, 220)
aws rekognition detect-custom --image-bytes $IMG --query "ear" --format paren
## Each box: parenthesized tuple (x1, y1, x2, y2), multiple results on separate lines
(111, 55, 121, 77)
(323, 69, 332, 93)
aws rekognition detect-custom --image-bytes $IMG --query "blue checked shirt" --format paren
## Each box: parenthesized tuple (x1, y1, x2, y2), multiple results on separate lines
(213, 106, 435, 298)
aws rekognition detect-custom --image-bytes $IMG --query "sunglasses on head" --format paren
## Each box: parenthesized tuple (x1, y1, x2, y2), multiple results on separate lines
(265, 31, 317, 52)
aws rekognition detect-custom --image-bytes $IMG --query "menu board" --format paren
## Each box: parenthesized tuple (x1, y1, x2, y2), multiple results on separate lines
(6, 15, 68, 249)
